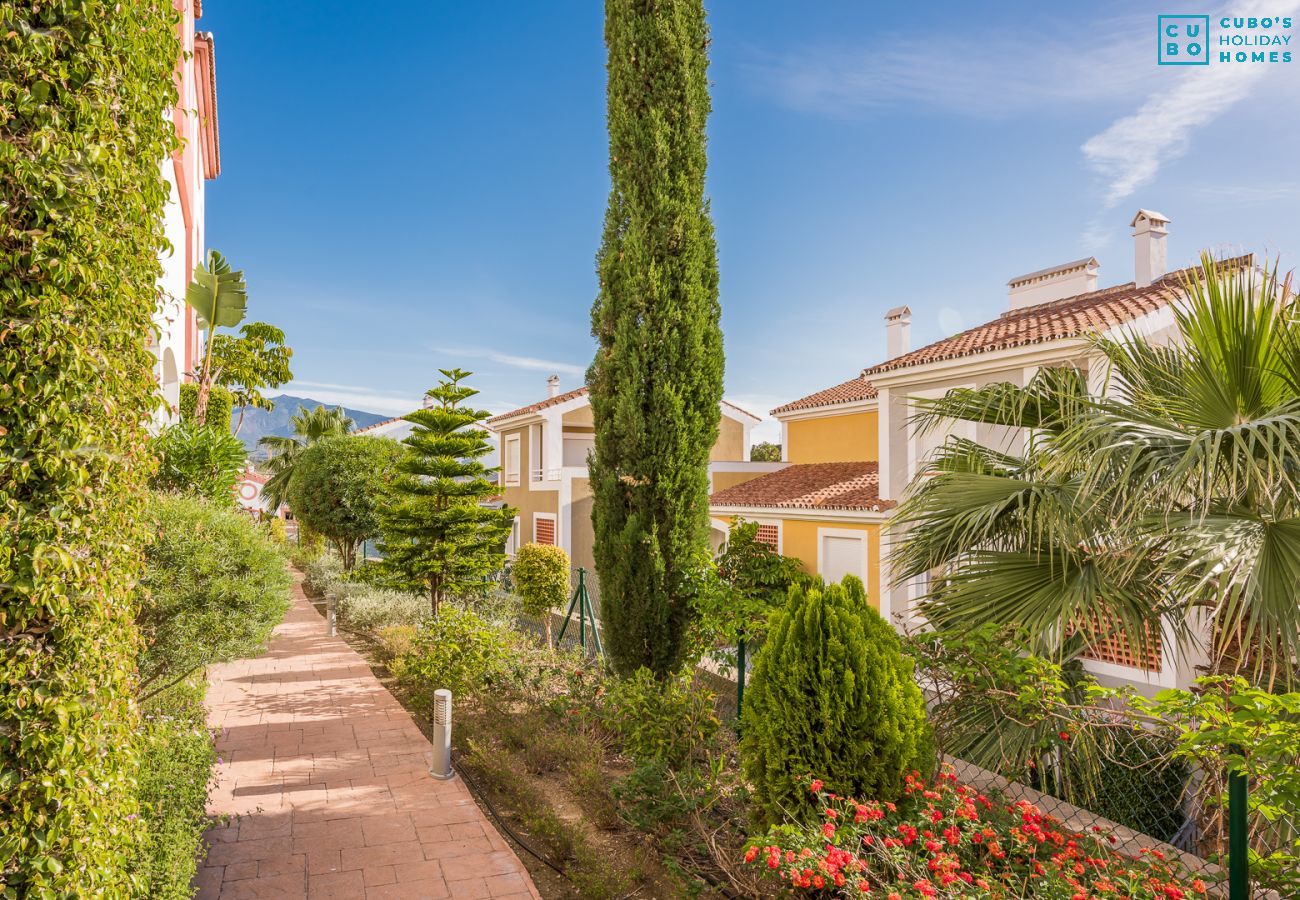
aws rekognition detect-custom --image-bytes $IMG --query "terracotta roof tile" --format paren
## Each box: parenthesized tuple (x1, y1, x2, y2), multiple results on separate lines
(709, 461, 894, 512)
(865, 256, 1252, 375)
(486, 387, 761, 426)
(771, 376, 878, 416)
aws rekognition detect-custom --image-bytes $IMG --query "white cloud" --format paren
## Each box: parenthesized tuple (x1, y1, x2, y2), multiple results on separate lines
(1081, 0, 1300, 209)
(742, 16, 1150, 119)
(280, 382, 422, 416)
(435, 346, 586, 377)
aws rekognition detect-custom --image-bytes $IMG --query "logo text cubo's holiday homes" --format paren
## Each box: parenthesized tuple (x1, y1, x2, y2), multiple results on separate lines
(1158, 14, 1293, 65)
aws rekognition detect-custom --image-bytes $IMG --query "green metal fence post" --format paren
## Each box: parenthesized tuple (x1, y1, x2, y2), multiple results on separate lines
(735, 633, 746, 733)
(1228, 746, 1249, 900)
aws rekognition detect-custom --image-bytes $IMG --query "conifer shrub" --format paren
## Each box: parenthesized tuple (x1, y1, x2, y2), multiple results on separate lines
(1, 1, 180, 889)
(512, 542, 571, 648)
(740, 577, 933, 827)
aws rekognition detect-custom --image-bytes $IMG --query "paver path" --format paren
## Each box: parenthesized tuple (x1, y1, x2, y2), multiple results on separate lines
(196, 576, 540, 899)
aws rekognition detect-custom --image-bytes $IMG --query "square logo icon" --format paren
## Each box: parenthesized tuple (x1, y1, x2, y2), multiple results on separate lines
(1158, 15, 1211, 65)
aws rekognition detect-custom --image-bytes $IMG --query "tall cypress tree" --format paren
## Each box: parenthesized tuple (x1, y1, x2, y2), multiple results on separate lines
(378, 369, 515, 617)
(589, 0, 724, 677)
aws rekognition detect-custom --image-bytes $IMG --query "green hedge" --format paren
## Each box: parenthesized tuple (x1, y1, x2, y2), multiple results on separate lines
(139, 494, 291, 697)
(0, 1, 180, 891)
(133, 682, 217, 899)
(179, 381, 234, 428)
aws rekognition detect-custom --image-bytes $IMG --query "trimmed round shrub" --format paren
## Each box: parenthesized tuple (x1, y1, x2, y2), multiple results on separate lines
(287, 435, 402, 570)
(179, 381, 234, 428)
(138, 494, 292, 697)
(512, 542, 571, 647)
(150, 421, 247, 504)
(741, 576, 933, 827)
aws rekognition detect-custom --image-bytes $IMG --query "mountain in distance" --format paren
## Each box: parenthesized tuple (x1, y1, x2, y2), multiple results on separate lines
(235, 394, 393, 456)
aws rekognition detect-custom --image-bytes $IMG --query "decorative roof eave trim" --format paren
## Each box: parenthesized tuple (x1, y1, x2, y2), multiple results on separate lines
(193, 32, 220, 179)
(865, 337, 1098, 388)
(708, 503, 895, 521)
(772, 396, 879, 422)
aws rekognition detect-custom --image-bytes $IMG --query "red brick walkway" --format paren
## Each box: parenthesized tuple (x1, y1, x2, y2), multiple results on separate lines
(196, 576, 540, 899)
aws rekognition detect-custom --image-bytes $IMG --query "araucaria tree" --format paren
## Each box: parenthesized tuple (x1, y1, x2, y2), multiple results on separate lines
(589, 0, 724, 677)
(379, 369, 515, 617)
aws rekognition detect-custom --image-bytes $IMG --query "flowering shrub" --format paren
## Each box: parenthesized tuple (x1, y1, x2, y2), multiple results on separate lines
(744, 770, 1209, 899)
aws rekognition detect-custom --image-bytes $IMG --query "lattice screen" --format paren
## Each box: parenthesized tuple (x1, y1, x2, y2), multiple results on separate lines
(534, 516, 556, 546)
(1076, 613, 1162, 670)
(754, 523, 780, 549)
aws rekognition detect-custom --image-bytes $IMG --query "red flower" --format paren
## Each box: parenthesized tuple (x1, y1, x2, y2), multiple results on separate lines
(810, 779, 824, 792)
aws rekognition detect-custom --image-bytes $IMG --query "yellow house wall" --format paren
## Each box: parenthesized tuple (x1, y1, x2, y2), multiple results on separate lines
(785, 410, 878, 464)
(498, 424, 559, 544)
(710, 416, 746, 462)
(716, 514, 883, 611)
(711, 470, 769, 492)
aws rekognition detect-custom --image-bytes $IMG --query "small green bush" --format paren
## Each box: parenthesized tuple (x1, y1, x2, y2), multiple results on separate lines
(139, 494, 292, 697)
(179, 381, 234, 428)
(330, 582, 427, 632)
(266, 516, 287, 545)
(741, 576, 933, 827)
(132, 681, 217, 899)
(512, 543, 571, 647)
(287, 434, 402, 569)
(151, 421, 247, 504)
(391, 606, 511, 702)
(601, 667, 720, 766)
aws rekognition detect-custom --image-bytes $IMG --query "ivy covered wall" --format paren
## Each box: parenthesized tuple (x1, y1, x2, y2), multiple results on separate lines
(0, 2, 181, 891)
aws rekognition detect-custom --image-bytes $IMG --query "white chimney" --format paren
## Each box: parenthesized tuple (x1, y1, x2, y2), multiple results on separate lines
(1131, 209, 1170, 288)
(422, 392, 436, 409)
(546, 374, 560, 398)
(1006, 257, 1099, 310)
(884, 306, 911, 359)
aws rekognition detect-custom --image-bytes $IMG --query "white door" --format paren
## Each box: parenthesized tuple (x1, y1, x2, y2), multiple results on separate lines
(820, 534, 865, 585)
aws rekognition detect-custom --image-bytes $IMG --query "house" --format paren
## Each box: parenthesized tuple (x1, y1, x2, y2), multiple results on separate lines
(234, 467, 277, 518)
(152, 0, 220, 425)
(715, 210, 1235, 691)
(487, 377, 774, 572)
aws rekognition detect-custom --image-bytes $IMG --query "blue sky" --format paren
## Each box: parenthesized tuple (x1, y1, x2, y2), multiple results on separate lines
(201, 0, 1300, 441)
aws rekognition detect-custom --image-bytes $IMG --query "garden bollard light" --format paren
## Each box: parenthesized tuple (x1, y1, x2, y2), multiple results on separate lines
(428, 689, 454, 780)
(326, 594, 336, 636)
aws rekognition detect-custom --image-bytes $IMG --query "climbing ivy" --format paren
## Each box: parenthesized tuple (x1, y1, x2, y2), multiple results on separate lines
(0, 1, 180, 892)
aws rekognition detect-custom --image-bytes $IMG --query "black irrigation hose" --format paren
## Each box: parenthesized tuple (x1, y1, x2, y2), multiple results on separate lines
(454, 760, 570, 879)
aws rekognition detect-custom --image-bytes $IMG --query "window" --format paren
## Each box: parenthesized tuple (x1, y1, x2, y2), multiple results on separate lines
(534, 514, 556, 546)
(504, 435, 521, 486)
(529, 424, 543, 482)
(505, 517, 521, 556)
(754, 523, 780, 549)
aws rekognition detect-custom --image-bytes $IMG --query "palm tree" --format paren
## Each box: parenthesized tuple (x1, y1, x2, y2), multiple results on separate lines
(894, 254, 1300, 687)
(259, 405, 354, 510)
